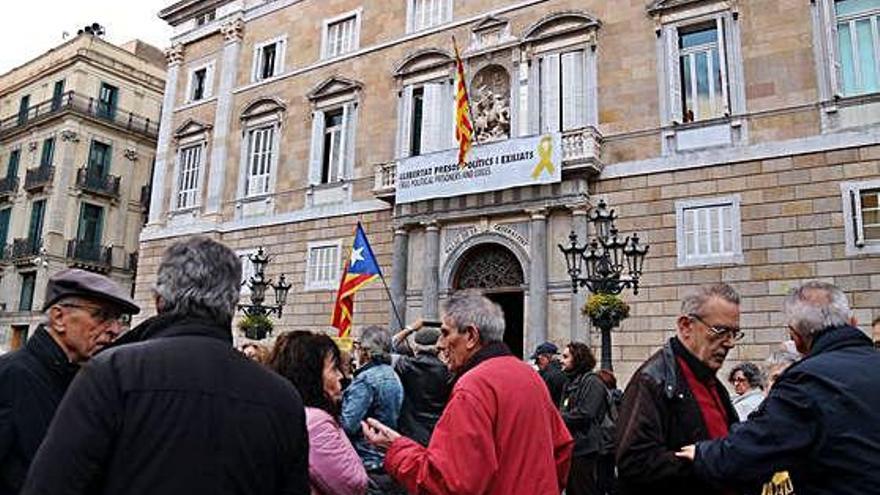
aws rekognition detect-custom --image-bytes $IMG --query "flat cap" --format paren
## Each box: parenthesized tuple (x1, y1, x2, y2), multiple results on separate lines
(414, 327, 441, 346)
(43, 268, 140, 314)
(530, 341, 558, 359)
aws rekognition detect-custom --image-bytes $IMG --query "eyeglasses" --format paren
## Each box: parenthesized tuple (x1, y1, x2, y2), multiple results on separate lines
(59, 303, 123, 324)
(688, 314, 744, 341)
(731, 376, 748, 384)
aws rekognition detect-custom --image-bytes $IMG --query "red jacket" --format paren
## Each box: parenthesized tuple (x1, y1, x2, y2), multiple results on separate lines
(385, 354, 574, 495)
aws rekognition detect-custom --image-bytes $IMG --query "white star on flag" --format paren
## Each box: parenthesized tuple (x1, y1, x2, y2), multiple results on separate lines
(350, 247, 365, 267)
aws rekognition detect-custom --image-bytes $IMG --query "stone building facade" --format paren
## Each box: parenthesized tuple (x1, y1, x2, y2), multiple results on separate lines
(0, 35, 165, 351)
(144, 0, 880, 382)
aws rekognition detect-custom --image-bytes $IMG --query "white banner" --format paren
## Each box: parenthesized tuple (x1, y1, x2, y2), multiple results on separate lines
(395, 133, 562, 204)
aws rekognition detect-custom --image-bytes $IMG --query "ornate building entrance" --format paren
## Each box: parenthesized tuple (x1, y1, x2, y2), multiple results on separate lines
(452, 243, 525, 358)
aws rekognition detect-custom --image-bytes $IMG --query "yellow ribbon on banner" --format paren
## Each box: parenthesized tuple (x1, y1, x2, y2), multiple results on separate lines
(761, 471, 794, 495)
(531, 135, 555, 179)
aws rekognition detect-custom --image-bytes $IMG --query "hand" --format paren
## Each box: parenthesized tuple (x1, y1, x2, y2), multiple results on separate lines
(361, 418, 401, 451)
(675, 445, 696, 462)
(409, 319, 424, 333)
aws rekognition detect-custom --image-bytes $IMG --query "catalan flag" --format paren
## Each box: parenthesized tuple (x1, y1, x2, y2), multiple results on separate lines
(331, 222, 382, 338)
(453, 38, 473, 168)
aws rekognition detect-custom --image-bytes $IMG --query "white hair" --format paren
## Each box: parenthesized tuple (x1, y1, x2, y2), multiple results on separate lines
(783, 281, 852, 337)
(443, 290, 505, 343)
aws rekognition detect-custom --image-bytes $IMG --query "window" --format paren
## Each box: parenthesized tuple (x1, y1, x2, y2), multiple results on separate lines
(87, 141, 112, 177)
(397, 83, 453, 158)
(52, 80, 65, 111)
(6, 150, 20, 179)
(842, 179, 880, 255)
(237, 249, 257, 296)
(324, 13, 360, 59)
(40, 138, 55, 167)
(176, 144, 203, 209)
(678, 23, 728, 123)
(408, 0, 452, 32)
(539, 50, 588, 132)
(18, 272, 36, 312)
(306, 241, 342, 290)
(77, 203, 104, 247)
(675, 196, 743, 267)
(245, 126, 275, 196)
(309, 102, 358, 186)
(27, 200, 45, 252)
(322, 109, 344, 184)
(252, 38, 285, 82)
(195, 10, 215, 26)
(18, 95, 30, 125)
(0, 208, 11, 246)
(97, 83, 118, 120)
(836, 0, 880, 96)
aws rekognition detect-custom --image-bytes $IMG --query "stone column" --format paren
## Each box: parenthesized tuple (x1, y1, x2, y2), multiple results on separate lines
(422, 221, 441, 320)
(527, 208, 548, 352)
(389, 226, 409, 331)
(569, 205, 590, 344)
(147, 44, 184, 226)
(204, 19, 244, 219)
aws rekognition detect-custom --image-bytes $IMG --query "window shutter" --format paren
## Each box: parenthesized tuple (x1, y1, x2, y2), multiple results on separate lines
(445, 80, 456, 149)
(822, 0, 842, 98)
(308, 111, 326, 185)
(851, 188, 865, 247)
(0, 209, 9, 245)
(528, 60, 540, 135)
(540, 54, 561, 133)
(716, 16, 730, 115)
(396, 86, 414, 158)
(665, 26, 683, 124)
(205, 66, 215, 98)
(422, 83, 444, 153)
(342, 103, 358, 180)
(561, 51, 587, 130)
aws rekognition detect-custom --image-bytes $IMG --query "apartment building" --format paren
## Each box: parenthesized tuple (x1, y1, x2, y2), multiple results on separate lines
(144, 0, 880, 381)
(0, 34, 165, 351)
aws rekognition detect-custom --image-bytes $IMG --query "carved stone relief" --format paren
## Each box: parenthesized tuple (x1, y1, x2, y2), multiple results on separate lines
(471, 65, 511, 142)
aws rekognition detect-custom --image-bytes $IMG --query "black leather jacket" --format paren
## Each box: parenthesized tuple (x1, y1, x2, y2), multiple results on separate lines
(616, 338, 737, 495)
(393, 352, 451, 446)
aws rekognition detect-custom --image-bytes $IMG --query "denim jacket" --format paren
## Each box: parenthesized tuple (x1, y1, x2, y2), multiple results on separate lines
(340, 360, 404, 470)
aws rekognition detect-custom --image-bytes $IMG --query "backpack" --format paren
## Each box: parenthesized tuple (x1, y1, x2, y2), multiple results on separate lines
(599, 388, 621, 455)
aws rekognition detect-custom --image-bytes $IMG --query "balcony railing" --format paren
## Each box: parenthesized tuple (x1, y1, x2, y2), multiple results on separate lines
(11, 238, 41, 261)
(66, 240, 112, 268)
(0, 91, 158, 140)
(372, 127, 604, 201)
(373, 161, 397, 200)
(24, 166, 54, 192)
(0, 176, 19, 199)
(76, 167, 121, 199)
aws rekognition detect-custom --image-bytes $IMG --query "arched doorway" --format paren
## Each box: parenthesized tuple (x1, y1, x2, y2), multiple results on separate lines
(452, 243, 525, 358)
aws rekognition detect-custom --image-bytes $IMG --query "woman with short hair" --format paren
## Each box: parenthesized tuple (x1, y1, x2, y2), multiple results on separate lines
(269, 332, 367, 495)
(728, 362, 765, 421)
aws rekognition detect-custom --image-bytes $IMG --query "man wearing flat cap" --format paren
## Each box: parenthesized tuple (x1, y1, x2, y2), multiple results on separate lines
(0, 268, 138, 494)
(533, 341, 568, 408)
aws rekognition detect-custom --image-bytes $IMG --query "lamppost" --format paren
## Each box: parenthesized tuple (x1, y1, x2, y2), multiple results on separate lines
(237, 247, 292, 340)
(558, 200, 649, 370)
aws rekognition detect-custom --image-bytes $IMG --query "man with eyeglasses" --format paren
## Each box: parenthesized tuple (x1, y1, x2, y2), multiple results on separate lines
(677, 281, 880, 495)
(0, 268, 138, 494)
(616, 283, 741, 495)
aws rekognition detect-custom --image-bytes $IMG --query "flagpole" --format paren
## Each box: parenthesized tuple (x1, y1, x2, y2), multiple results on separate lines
(356, 222, 406, 331)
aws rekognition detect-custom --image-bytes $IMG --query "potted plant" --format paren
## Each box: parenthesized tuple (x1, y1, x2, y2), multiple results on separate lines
(238, 313, 274, 340)
(583, 293, 631, 333)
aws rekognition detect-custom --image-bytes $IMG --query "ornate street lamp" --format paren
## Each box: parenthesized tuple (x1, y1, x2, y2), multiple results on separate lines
(558, 200, 649, 370)
(237, 247, 292, 340)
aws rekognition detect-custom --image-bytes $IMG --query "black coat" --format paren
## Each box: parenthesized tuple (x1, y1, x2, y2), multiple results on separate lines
(394, 352, 451, 446)
(21, 313, 310, 495)
(616, 338, 738, 495)
(695, 325, 880, 495)
(0, 326, 79, 495)
(560, 371, 607, 458)
(539, 360, 569, 408)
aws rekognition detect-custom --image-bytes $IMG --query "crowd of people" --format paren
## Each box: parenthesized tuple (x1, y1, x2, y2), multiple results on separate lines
(0, 236, 878, 495)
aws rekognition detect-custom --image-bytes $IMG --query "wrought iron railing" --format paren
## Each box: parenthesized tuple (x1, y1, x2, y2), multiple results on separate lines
(11, 238, 41, 260)
(66, 240, 112, 266)
(0, 176, 19, 197)
(24, 166, 54, 191)
(76, 167, 121, 199)
(0, 91, 158, 139)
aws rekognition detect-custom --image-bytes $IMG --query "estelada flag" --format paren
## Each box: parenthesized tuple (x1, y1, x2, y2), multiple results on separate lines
(453, 37, 473, 168)
(331, 222, 382, 338)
